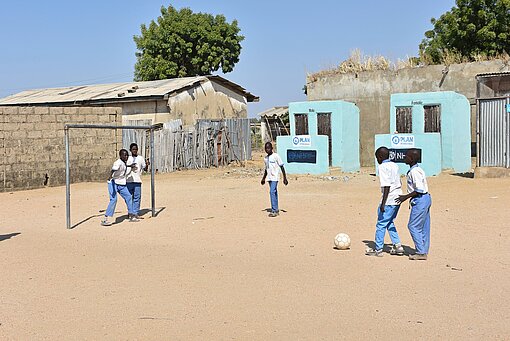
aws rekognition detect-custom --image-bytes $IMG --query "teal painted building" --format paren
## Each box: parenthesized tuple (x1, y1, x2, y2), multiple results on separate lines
(375, 91, 471, 176)
(277, 100, 360, 174)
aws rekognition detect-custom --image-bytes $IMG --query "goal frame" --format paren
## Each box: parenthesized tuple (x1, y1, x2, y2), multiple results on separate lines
(64, 123, 159, 229)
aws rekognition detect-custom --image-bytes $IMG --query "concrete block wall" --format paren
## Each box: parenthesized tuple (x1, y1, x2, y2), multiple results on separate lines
(0, 106, 122, 192)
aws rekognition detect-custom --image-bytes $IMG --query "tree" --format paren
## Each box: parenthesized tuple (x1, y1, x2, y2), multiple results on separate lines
(133, 5, 244, 81)
(419, 0, 510, 64)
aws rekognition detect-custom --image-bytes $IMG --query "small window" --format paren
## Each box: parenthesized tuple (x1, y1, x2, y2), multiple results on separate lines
(396, 107, 413, 133)
(295, 114, 309, 135)
(424, 105, 441, 133)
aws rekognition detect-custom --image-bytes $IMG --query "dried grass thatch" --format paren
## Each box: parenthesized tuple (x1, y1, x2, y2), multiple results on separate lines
(308, 49, 510, 82)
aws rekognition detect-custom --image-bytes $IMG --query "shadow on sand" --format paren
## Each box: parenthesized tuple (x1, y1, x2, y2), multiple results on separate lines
(0, 232, 20, 242)
(451, 172, 474, 179)
(262, 208, 287, 213)
(362, 240, 415, 255)
(70, 207, 166, 229)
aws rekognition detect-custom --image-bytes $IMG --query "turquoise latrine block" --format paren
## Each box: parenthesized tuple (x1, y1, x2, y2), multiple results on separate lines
(277, 100, 360, 174)
(389, 91, 471, 173)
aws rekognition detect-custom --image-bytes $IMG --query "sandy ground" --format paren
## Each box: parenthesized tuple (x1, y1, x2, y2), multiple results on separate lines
(1, 156, 509, 340)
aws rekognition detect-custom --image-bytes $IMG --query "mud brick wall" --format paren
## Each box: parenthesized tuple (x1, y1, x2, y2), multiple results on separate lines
(0, 106, 123, 192)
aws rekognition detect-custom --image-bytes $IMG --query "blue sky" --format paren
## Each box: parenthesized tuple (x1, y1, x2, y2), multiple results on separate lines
(0, 1, 455, 116)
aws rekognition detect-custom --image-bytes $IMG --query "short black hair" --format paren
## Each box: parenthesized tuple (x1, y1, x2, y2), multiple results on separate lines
(119, 149, 128, 156)
(407, 148, 420, 160)
(130, 143, 138, 150)
(375, 146, 389, 159)
(264, 142, 273, 148)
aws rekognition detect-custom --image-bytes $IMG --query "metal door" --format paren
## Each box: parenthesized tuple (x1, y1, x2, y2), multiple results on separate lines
(424, 105, 441, 133)
(478, 98, 510, 167)
(317, 113, 332, 166)
(295, 114, 309, 135)
(396, 107, 413, 133)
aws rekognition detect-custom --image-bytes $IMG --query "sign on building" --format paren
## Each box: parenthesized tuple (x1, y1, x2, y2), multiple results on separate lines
(389, 148, 421, 163)
(292, 135, 312, 147)
(287, 150, 317, 164)
(390, 134, 415, 148)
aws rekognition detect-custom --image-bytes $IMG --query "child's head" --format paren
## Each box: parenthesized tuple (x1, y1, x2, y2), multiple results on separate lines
(119, 149, 129, 162)
(375, 146, 389, 164)
(264, 142, 273, 155)
(130, 143, 138, 157)
(404, 148, 419, 166)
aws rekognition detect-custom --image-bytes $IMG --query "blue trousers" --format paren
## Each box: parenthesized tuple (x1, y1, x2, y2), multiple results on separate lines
(105, 181, 134, 217)
(127, 182, 142, 215)
(408, 194, 432, 254)
(375, 205, 401, 251)
(268, 181, 279, 213)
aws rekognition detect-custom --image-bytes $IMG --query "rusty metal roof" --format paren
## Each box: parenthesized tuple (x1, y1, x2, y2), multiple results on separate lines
(476, 71, 510, 78)
(0, 75, 258, 106)
(258, 106, 288, 118)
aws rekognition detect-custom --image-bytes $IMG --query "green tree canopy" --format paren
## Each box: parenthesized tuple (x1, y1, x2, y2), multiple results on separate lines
(133, 5, 244, 81)
(420, 0, 510, 64)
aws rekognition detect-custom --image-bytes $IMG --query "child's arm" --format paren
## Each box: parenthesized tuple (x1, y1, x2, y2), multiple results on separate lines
(396, 191, 418, 204)
(108, 170, 115, 181)
(280, 165, 288, 185)
(261, 169, 267, 185)
(380, 186, 390, 212)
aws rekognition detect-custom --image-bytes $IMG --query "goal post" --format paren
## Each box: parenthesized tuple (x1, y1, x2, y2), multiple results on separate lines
(64, 123, 160, 229)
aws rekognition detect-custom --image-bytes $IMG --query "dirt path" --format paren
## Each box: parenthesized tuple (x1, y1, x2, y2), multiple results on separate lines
(1, 162, 509, 340)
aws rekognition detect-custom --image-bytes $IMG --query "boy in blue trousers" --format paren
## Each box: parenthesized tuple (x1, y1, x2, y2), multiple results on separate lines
(127, 143, 148, 219)
(261, 142, 288, 217)
(101, 149, 139, 226)
(366, 147, 405, 257)
(396, 149, 431, 261)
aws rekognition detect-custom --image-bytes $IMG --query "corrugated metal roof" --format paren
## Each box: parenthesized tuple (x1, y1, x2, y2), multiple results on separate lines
(0, 75, 258, 106)
(476, 71, 510, 78)
(258, 106, 288, 118)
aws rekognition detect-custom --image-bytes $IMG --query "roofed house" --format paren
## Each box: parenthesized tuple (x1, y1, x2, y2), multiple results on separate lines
(0, 76, 258, 192)
(0, 75, 259, 126)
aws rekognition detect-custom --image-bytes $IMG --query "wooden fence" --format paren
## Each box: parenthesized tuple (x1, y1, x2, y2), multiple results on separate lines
(123, 118, 251, 172)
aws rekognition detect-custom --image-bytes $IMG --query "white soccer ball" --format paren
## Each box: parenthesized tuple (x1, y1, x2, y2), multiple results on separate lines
(334, 233, 351, 250)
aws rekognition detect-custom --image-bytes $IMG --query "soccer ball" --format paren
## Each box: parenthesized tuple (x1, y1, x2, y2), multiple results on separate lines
(334, 233, 351, 250)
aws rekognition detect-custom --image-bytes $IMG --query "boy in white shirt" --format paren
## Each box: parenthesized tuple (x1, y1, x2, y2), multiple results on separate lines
(397, 149, 431, 261)
(366, 147, 405, 257)
(127, 143, 148, 218)
(101, 149, 139, 226)
(261, 142, 288, 217)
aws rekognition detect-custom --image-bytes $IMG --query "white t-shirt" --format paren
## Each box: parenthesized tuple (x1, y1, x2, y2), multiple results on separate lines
(111, 159, 127, 185)
(126, 155, 146, 183)
(406, 165, 429, 194)
(378, 160, 402, 205)
(264, 153, 284, 182)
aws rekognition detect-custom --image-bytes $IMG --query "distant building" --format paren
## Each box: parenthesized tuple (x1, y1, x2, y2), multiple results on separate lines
(0, 76, 258, 192)
(0, 75, 259, 126)
(258, 106, 289, 143)
(476, 71, 510, 174)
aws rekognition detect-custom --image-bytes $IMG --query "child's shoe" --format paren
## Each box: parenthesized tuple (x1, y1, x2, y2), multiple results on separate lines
(409, 253, 427, 260)
(129, 215, 140, 222)
(365, 248, 383, 257)
(390, 243, 405, 256)
(101, 217, 113, 226)
(268, 211, 279, 217)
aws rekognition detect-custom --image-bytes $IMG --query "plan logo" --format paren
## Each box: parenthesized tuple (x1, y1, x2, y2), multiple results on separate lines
(292, 135, 311, 147)
(390, 134, 415, 148)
